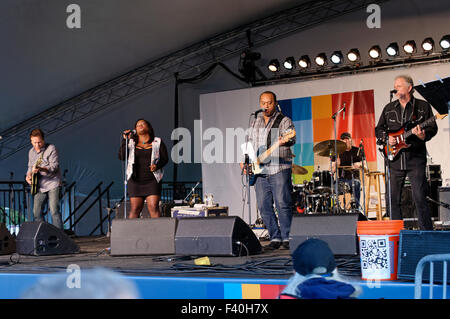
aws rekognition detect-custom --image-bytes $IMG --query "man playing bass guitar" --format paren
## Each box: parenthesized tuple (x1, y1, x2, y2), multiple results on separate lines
(375, 75, 438, 230)
(240, 91, 296, 250)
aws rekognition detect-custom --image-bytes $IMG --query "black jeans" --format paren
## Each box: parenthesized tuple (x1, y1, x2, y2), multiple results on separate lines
(387, 165, 432, 230)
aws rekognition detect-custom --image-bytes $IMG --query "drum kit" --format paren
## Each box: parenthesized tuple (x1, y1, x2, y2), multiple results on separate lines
(292, 139, 361, 215)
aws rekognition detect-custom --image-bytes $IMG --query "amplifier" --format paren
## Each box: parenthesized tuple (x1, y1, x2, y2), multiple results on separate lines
(438, 187, 450, 225)
(171, 206, 228, 218)
(397, 230, 450, 282)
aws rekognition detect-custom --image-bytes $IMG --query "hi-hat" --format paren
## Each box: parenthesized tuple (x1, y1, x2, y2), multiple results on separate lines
(313, 140, 346, 157)
(292, 164, 308, 175)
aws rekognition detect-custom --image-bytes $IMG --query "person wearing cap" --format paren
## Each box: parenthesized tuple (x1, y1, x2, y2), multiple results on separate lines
(279, 239, 361, 299)
(331, 132, 363, 210)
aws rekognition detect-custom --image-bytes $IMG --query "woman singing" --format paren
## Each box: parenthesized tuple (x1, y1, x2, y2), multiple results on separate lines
(119, 119, 169, 218)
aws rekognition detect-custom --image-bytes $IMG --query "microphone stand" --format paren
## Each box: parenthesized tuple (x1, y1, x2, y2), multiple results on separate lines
(360, 140, 368, 216)
(184, 181, 200, 202)
(384, 132, 393, 219)
(123, 134, 129, 219)
(242, 113, 257, 226)
(331, 104, 346, 213)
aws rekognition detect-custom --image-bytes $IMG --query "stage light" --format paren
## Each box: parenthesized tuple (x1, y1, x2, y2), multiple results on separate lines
(283, 56, 296, 70)
(421, 38, 434, 52)
(330, 51, 343, 65)
(314, 53, 327, 66)
(368, 45, 382, 59)
(347, 48, 361, 62)
(403, 40, 417, 54)
(386, 42, 399, 57)
(268, 59, 280, 72)
(439, 35, 450, 50)
(298, 55, 311, 68)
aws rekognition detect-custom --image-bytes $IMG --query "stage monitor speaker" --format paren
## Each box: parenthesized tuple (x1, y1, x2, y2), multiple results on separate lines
(0, 223, 16, 255)
(397, 230, 450, 282)
(175, 216, 262, 256)
(16, 222, 79, 256)
(438, 187, 450, 224)
(289, 213, 362, 255)
(110, 218, 178, 256)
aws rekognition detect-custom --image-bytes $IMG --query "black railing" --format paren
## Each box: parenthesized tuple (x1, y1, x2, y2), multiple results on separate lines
(161, 181, 203, 203)
(63, 181, 114, 236)
(0, 181, 30, 231)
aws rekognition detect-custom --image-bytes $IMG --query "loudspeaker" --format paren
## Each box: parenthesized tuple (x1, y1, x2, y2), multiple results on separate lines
(16, 222, 79, 256)
(175, 216, 262, 256)
(289, 213, 362, 255)
(438, 187, 450, 223)
(0, 223, 16, 255)
(110, 218, 178, 256)
(398, 230, 450, 282)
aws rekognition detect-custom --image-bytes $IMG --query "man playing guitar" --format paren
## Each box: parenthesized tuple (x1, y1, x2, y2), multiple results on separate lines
(26, 129, 63, 229)
(375, 75, 438, 230)
(240, 91, 296, 250)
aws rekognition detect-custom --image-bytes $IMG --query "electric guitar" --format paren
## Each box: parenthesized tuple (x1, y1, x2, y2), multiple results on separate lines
(247, 129, 296, 186)
(31, 155, 44, 196)
(384, 113, 447, 160)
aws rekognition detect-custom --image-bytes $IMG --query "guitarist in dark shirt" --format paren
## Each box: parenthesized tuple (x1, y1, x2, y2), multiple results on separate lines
(375, 75, 438, 230)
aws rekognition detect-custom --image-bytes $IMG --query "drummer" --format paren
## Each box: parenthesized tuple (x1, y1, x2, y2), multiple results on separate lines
(331, 132, 363, 209)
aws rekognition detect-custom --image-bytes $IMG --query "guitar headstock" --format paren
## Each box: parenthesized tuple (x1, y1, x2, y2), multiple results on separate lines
(281, 129, 296, 143)
(436, 113, 448, 120)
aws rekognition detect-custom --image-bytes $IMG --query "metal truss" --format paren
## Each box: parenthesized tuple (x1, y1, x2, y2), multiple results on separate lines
(0, 0, 391, 160)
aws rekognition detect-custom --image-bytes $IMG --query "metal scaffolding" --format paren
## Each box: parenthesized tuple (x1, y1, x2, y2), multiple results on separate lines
(0, 0, 390, 160)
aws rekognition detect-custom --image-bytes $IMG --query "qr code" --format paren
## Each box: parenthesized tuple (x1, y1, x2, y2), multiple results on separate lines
(360, 238, 388, 270)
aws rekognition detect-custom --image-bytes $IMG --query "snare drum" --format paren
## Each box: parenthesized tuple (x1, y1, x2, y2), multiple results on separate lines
(312, 170, 332, 193)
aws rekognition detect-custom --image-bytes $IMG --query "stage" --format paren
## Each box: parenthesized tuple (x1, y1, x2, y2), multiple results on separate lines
(0, 236, 447, 299)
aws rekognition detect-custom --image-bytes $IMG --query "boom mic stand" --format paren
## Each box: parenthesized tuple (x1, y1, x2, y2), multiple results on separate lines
(331, 104, 346, 213)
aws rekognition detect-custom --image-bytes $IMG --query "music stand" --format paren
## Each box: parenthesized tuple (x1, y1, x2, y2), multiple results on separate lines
(414, 76, 450, 115)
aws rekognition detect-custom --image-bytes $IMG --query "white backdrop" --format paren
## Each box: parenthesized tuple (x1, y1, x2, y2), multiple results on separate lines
(200, 63, 450, 224)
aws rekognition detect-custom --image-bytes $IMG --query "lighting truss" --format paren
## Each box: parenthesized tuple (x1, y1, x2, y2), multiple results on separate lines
(0, 0, 391, 160)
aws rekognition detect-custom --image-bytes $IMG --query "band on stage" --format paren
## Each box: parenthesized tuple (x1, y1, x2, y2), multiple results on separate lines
(26, 74, 444, 241)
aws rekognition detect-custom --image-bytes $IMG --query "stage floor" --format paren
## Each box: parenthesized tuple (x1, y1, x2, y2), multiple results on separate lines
(3, 236, 447, 300)
(0, 236, 361, 279)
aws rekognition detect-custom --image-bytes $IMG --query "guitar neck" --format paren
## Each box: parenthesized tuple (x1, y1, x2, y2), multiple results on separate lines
(257, 140, 281, 164)
(403, 115, 436, 139)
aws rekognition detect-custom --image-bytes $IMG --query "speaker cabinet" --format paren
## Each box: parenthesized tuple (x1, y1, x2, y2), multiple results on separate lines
(110, 218, 178, 256)
(0, 223, 16, 255)
(398, 230, 450, 282)
(175, 216, 262, 256)
(289, 213, 362, 255)
(16, 222, 79, 256)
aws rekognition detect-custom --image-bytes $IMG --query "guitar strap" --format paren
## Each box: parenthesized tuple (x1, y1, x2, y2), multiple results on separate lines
(266, 113, 285, 149)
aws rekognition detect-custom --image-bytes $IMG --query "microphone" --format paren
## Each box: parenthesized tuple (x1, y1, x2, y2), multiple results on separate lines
(124, 129, 136, 137)
(343, 103, 346, 120)
(390, 89, 397, 94)
(357, 139, 363, 157)
(251, 109, 264, 116)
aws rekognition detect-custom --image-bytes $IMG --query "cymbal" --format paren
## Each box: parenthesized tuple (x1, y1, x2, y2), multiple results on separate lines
(292, 164, 308, 175)
(313, 140, 346, 157)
